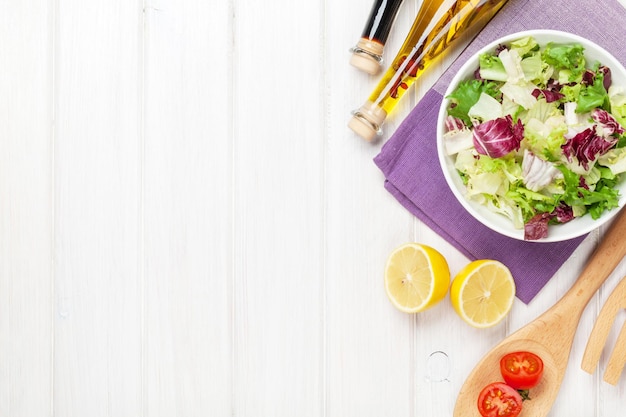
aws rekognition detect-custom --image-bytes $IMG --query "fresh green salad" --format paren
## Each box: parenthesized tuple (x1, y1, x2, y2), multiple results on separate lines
(443, 36, 626, 240)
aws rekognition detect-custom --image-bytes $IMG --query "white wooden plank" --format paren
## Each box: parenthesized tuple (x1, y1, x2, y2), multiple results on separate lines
(0, 1, 53, 416)
(231, 1, 324, 415)
(325, 1, 422, 415)
(142, 1, 232, 415)
(53, 1, 142, 415)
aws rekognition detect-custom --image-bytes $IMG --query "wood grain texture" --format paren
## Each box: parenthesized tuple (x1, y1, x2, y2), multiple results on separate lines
(53, 1, 142, 416)
(325, 2, 417, 416)
(231, 0, 324, 415)
(0, 1, 53, 416)
(0, 1, 625, 416)
(143, 1, 232, 415)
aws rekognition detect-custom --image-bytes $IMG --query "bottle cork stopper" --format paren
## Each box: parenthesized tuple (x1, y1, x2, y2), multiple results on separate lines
(350, 39, 384, 75)
(350, 53, 381, 76)
(348, 101, 387, 142)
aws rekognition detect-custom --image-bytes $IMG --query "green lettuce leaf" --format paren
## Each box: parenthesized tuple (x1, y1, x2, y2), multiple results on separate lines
(609, 86, 626, 127)
(577, 73, 610, 113)
(509, 36, 539, 57)
(557, 165, 620, 219)
(479, 54, 508, 81)
(446, 79, 500, 126)
(542, 42, 586, 82)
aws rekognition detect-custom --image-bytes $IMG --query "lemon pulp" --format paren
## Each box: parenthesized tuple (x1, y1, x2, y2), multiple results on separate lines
(384, 243, 450, 313)
(450, 259, 516, 328)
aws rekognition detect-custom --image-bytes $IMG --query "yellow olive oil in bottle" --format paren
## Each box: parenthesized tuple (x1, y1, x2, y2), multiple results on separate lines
(349, 0, 510, 142)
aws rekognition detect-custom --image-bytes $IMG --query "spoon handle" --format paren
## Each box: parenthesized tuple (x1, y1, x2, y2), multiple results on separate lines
(558, 208, 626, 315)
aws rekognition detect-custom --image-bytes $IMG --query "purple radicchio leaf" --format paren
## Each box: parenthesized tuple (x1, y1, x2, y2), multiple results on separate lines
(522, 150, 562, 192)
(562, 127, 618, 170)
(524, 212, 551, 240)
(445, 115, 466, 132)
(581, 69, 596, 86)
(579, 176, 590, 190)
(553, 203, 574, 224)
(531, 88, 564, 103)
(473, 66, 483, 80)
(591, 108, 625, 136)
(472, 115, 524, 158)
(582, 66, 612, 90)
(494, 44, 508, 55)
(523, 203, 574, 240)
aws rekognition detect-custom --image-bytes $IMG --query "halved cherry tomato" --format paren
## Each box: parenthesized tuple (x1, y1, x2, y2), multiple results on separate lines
(477, 382, 523, 417)
(500, 351, 544, 390)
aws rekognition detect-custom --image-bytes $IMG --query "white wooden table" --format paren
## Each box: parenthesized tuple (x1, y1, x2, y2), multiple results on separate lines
(2, 1, 626, 415)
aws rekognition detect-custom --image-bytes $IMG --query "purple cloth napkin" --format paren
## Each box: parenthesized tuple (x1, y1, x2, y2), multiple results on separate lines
(374, 0, 626, 303)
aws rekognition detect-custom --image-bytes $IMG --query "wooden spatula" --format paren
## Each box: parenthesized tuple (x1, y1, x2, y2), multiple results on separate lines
(453, 208, 626, 417)
(581, 273, 626, 385)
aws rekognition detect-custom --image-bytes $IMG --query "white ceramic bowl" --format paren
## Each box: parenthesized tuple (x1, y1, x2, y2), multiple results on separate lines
(437, 30, 626, 242)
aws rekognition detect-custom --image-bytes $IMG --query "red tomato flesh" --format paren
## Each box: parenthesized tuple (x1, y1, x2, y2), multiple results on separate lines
(477, 382, 523, 417)
(500, 351, 544, 390)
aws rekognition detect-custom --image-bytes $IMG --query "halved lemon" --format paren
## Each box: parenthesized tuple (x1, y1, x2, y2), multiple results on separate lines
(384, 243, 450, 313)
(450, 260, 516, 328)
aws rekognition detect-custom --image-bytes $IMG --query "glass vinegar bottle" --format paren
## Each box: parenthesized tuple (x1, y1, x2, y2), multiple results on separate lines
(349, 0, 510, 142)
(350, 0, 406, 75)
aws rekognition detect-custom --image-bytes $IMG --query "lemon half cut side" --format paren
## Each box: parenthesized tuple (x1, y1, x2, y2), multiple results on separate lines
(384, 243, 451, 313)
(450, 259, 516, 328)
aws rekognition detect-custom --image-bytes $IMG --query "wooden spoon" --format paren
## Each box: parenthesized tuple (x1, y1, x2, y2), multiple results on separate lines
(453, 207, 626, 417)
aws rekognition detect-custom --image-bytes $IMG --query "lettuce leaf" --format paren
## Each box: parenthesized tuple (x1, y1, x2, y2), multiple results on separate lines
(500, 81, 538, 109)
(561, 83, 581, 102)
(609, 86, 626, 127)
(479, 54, 508, 81)
(499, 49, 525, 83)
(521, 53, 550, 84)
(557, 165, 620, 218)
(446, 79, 500, 126)
(598, 147, 626, 174)
(509, 36, 539, 57)
(523, 116, 567, 161)
(578, 72, 610, 113)
(541, 42, 586, 81)
(468, 92, 503, 122)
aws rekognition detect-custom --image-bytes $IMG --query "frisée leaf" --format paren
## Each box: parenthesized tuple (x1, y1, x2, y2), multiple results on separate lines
(557, 165, 620, 219)
(541, 42, 586, 81)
